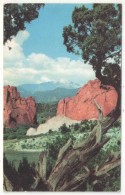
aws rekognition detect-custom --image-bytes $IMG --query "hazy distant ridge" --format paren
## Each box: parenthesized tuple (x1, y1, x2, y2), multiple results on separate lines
(17, 80, 81, 103)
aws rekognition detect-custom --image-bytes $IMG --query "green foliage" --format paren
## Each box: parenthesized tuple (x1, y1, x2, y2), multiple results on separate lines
(4, 155, 38, 191)
(87, 167, 120, 191)
(102, 167, 120, 191)
(72, 120, 97, 132)
(103, 127, 121, 152)
(59, 123, 71, 134)
(4, 3, 44, 44)
(46, 155, 56, 178)
(46, 134, 70, 160)
(63, 4, 121, 89)
(85, 125, 121, 191)
(36, 102, 57, 124)
(48, 129, 53, 134)
(4, 125, 29, 140)
(73, 123, 80, 131)
(17, 157, 35, 190)
(86, 161, 120, 191)
(4, 155, 19, 188)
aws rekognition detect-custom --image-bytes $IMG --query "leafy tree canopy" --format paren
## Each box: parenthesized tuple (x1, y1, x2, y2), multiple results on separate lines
(63, 4, 122, 91)
(4, 3, 44, 44)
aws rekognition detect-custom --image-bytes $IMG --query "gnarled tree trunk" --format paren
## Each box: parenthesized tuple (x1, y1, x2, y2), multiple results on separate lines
(30, 100, 121, 191)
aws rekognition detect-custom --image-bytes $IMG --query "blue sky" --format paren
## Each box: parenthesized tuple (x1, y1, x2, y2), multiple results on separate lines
(23, 4, 79, 59)
(4, 3, 95, 86)
(23, 4, 92, 59)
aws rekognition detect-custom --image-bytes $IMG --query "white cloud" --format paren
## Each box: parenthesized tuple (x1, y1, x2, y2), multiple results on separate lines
(39, 76, 51, 83)
(3, 30, 30, 66)
(14, 30, 30, 45)
(4, 40, 24, 64)
(3, 30, 95, 86)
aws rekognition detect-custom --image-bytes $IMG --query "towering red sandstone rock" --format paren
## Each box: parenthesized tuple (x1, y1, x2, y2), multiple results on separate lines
(57, 79, 118, 121)
(4, 85, 37, 128)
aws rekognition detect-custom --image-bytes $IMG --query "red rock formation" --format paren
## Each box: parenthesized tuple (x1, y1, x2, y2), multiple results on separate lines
(4, 85, 37, 128)
(57, 79, 118, 121)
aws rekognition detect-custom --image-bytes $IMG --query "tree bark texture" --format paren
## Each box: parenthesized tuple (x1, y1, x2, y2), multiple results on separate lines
(31, 100, 121, 191)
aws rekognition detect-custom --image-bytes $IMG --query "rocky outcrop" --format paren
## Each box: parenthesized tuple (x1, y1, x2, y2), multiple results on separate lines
(4, 85, 37, 128)
(57, 79, 118, 121)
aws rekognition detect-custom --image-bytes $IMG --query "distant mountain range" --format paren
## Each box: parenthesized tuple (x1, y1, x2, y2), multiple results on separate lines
(17, 80, 81, 103)
(34, 87, 79, 103)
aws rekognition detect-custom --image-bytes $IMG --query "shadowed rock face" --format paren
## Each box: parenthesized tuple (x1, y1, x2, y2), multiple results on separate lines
(4, 85, 37, 128)
(57, 79, 118, 121)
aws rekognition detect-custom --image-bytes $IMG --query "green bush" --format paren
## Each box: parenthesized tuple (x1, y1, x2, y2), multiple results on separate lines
(4, 125, 29, 140)
(74, 123, 80, 131)
(7, 134, 17, 139)
(59, 123, 71, 134)
(48, 129, 53, 134)
(4, 134, 9, 140)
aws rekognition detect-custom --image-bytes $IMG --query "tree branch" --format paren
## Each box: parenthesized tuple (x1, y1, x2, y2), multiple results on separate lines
(94, 156, 120, 177)
(104, 49, 121, 60)
(3, 175, 14, 191)
(39, 151, 48, 181)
